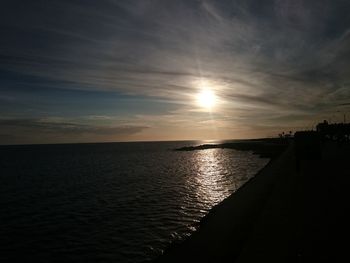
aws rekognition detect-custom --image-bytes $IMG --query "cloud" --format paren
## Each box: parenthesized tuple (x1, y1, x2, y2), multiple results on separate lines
(0, 118, 147, 135)
(339, 103, 350, 106)
(1, 0, 350, 142)
(0, 118, 148, 144)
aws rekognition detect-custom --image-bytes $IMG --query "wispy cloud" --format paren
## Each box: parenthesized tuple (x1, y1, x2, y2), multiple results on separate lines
(0, 118, 148, 144)
(1, 0, 350, 143)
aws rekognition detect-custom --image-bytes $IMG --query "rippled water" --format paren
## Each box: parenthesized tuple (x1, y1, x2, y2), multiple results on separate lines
(0, 141, 269, 262)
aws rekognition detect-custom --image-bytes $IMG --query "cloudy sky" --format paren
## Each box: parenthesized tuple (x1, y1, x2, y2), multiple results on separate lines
(1, 0, 350, 144)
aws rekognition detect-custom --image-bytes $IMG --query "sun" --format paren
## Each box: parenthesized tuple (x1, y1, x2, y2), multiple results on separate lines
(197, 89, 216, 109)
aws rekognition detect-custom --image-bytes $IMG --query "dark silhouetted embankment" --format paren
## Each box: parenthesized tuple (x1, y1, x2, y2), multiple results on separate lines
(152, 138, 350, 262)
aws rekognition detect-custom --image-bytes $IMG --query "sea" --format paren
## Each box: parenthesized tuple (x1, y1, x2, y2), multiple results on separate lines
(0, 141, 269, 263)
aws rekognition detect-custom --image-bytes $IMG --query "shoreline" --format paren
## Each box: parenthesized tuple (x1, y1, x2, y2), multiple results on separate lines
(152, 140, 350, 262)
(150, 142, 293, 262)
(174, 138, 289, 158)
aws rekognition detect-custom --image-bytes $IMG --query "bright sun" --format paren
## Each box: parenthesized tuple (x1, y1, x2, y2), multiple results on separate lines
(197, 89, 216, 109)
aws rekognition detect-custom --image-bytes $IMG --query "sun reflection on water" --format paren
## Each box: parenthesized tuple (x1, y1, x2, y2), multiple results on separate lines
(193, 149, 233, 205)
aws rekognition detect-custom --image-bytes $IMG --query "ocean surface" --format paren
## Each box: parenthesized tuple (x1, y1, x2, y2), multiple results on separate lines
(0, 141, 269, 263)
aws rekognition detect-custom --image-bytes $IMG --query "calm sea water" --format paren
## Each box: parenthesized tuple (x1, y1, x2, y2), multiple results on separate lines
(0, 141, 268, 263)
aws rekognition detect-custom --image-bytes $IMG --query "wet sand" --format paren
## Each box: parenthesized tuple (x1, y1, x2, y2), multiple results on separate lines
(152, 141, 350, 262)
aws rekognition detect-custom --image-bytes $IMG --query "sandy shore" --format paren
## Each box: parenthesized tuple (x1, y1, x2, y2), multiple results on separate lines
(151, 141, 350, 262)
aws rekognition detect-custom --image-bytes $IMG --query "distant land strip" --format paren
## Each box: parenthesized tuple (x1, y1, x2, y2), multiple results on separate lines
(174, 138, 289, 159)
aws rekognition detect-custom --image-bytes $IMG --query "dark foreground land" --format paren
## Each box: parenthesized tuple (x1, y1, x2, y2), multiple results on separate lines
(153, 140, 350, 262)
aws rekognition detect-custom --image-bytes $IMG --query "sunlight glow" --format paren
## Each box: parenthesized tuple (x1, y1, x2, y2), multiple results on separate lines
(193, 149, 230, 203)
(197, 89, 216, 109)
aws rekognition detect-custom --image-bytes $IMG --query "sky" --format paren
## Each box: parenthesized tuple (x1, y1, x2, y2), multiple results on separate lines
(1, 0, 350, 144)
